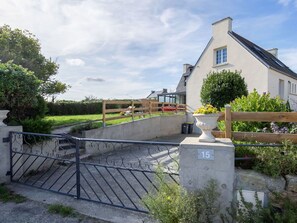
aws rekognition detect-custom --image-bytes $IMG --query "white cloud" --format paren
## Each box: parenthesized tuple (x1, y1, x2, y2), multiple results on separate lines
(277, 0, 297, 7)
(65, 58, 85, 66)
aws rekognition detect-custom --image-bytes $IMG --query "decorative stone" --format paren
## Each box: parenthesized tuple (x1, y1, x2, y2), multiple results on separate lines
(235, 169, 286, 193)
(0, 110, 9, 127)
(193, 113, 220, 143)
(286, 175, 297, 192)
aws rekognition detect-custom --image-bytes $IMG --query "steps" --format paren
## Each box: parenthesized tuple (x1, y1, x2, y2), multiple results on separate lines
(57, 138, 91, 163)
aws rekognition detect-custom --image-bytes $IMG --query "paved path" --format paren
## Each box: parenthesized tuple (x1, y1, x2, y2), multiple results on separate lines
(0, 196, 110, 223)
(6, 184, 153, 223)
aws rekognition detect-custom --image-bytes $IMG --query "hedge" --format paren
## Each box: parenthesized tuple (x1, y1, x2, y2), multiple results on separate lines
(47, 102, 102, 115)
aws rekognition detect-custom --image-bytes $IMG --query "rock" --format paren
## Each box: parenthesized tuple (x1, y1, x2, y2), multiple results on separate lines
(286, 175, 297, 192)
(235, 169, 285, 193)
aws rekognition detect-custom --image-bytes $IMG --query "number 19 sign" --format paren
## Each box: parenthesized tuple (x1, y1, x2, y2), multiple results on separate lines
(198, 149, 214, 160)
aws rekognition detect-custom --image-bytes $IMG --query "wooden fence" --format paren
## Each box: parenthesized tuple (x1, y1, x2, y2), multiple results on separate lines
(213, 106, 297, 143)
(102, 99, 187, 126)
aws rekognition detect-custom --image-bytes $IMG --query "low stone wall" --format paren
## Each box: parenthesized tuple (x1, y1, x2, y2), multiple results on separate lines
(235, 169, 297, 202)
(83, 114, 187, 155)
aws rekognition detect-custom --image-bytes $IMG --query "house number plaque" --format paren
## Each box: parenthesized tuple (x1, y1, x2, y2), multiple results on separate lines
(198, 149, 214, 160)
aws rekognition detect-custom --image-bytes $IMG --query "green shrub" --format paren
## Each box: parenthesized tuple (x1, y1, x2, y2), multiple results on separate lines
(21, 118, 53, 134)
(235, 141, 297, 177)
(224, 90, 290, 132)
(0, 62, 42, 122)
(200, 70, 248, 109)
(253, 141, 297, 177)
(143, 176, 220, 223)
(47, 101, 102, 116)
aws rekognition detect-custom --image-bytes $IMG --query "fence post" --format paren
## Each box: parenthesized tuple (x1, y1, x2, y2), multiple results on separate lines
(149, 101, 152, 117)
(179, 138, 235, 220)
(0, 117, 22, 183)
(161, 102, 164, 115)
(225, 105, 232, 138)
(102, 100, 106, 127)
(131, 100, 134, 121)
(75, 138, 81, 199)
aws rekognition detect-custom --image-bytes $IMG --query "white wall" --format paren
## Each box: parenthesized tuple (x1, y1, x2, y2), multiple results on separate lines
(187, 21, 268, 111)
(83, 115, 186, 155)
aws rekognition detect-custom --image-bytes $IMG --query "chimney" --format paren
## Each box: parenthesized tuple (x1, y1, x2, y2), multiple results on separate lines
(183, 64, 192, 73)
(163, 88, 168, 93)
(212, 17, 233, 37)
(267, 48, 278, 58)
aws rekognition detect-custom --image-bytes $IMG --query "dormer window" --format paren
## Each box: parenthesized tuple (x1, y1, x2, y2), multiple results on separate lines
(215, 47, 227, 64)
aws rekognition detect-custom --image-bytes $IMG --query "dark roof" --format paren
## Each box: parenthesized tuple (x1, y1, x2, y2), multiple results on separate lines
(229, 31, 297, 79)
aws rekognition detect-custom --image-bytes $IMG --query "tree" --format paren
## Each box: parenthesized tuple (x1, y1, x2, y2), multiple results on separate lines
(0, 25, 68, 96)
(200, 70, 248, 109)
(0, 62, 42, 120)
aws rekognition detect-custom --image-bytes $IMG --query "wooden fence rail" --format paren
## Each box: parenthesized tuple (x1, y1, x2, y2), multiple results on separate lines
(213, 105, 297, 143)
(102, 99, 187, 127)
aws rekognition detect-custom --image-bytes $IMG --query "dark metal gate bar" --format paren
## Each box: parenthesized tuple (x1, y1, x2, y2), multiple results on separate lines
(10, 131, 180, 213)
(10, 132, 78, 197)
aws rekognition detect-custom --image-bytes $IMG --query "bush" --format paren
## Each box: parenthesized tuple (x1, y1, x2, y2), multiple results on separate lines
(143, 176, 220, 223)
(235, 141, 297, 177)
(200, 70, 248, 109)
(21, 118, 53, 134)
(254, 141, 297, 177)
(228, 90, 290, 132)
(47, 101, 102, 115)
(0, 62, 42, 121)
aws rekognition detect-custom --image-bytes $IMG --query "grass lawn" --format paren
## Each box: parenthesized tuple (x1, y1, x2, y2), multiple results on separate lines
(44, 112, 185, 129)
(44, 114, 117, 127)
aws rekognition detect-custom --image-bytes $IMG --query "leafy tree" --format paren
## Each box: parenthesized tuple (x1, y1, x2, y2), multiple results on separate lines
(0, 62, 42, 121)
(0, 25, 68, 96)
(200, 70, 248, 109)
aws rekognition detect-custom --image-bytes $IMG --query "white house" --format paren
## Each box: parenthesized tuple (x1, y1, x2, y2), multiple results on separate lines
(186, 17, 297, 111)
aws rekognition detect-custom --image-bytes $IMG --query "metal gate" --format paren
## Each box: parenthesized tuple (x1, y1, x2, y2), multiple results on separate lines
(10, 131, 180, 213)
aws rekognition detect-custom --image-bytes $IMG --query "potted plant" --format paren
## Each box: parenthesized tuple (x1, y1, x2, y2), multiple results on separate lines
(0, 109, 9, 126)
(193, 104, 219, 143)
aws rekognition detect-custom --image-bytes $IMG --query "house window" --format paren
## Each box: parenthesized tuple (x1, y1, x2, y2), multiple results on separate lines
(291, 82, 297, 94)
(215, 48, 227, 65)
(279, 79, 284, 99)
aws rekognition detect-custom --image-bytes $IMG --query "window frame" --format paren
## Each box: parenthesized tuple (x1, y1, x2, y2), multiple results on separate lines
(215, 47, 227, 65)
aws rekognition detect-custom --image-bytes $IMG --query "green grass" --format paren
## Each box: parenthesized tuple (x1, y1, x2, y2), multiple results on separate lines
(48, 203, 75, 217)
(0, 184, 26, 203)
(44, 111, 184, 128)
(44, 114, 117, 127)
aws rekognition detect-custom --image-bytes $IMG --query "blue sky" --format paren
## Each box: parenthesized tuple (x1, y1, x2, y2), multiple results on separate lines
(0, 0, 297, 100)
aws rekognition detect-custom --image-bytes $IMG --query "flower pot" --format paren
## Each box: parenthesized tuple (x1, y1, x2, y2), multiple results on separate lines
(193, 113, 219, 143)
(0, 110, 9, 126)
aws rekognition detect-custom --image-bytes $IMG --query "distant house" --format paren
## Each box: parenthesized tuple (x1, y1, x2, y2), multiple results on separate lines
(185, 17, 297, 111)
(148, 65, 193, 104)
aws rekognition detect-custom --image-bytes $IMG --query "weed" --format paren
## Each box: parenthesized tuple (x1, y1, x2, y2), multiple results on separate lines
(0, 184, 26, 203)
(48, 203, 75, 217)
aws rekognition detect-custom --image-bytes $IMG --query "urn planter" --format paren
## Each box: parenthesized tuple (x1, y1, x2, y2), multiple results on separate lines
(0, 110, 9, 126)
(193, 113, 219, 143)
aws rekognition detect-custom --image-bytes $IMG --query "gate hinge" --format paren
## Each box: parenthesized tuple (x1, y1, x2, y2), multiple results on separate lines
(6, 171, 11, 176)
(2, 137, 9, 143)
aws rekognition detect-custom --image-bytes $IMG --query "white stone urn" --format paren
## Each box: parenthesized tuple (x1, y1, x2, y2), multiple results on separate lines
(0, 110, 9, 126)
(193, 113, 220, 143)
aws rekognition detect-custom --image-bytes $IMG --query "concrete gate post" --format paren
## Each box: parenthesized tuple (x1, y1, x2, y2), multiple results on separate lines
(0, 125, 22, 184)
(179, 137, 235, 216)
